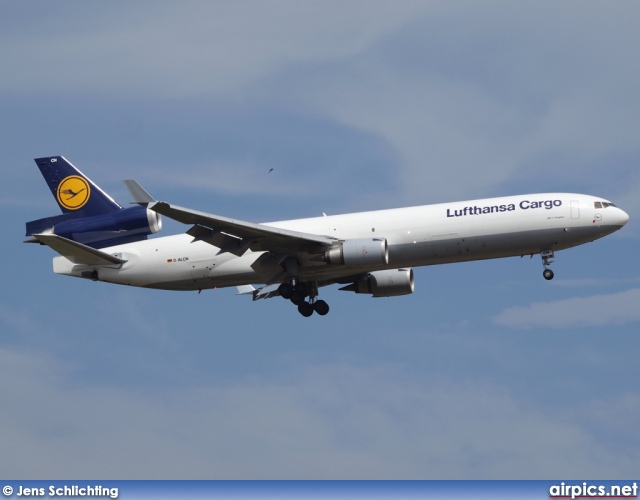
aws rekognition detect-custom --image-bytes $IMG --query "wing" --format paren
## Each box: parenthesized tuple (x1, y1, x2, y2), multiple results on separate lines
(124, 180, 337, 257)
(33, 233, 127, 266)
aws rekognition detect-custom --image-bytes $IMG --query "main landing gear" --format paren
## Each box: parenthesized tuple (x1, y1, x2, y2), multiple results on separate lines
(278, 280, 330, 317)
(541, 249, 555, 280)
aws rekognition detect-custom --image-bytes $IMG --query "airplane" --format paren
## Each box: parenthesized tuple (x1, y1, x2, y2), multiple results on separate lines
(25, 156, 629, 317)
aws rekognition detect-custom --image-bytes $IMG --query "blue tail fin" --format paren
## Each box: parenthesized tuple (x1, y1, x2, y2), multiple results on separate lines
(27, 156, 162, 249)
(34, 156, 121, 216)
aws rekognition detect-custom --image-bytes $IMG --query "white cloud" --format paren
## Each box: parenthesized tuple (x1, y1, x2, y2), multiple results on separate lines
(492, 288, 640, 329)
(0, 1, 426, 98)
(582, 393, 640, 441)
(5, 2, 640, 209)
(553, 276, 640, 288)
(0, 349, 636, 478)
(273, 2, 640, 203)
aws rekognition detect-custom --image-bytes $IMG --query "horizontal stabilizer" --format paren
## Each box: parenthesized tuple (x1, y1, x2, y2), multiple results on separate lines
(33, 233, 127, 266)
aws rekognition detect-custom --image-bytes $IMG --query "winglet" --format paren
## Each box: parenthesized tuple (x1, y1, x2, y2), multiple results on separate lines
(123, 179, 156, 206)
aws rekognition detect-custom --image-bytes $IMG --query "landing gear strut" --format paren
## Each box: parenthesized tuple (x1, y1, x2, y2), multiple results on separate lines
(541, 249, 555, 280)
(278, 281, 330, 317)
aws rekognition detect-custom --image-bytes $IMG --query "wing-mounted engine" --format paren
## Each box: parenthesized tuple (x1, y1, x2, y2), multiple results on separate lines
(26, 205, 162, 249)
(340, 268, 414, 297)
(324, 238, 389, 267)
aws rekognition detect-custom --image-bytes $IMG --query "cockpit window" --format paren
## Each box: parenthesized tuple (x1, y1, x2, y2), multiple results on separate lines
(596, 202, 617, 208)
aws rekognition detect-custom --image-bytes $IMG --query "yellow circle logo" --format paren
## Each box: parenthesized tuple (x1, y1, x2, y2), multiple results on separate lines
(57, 175, 91, 210)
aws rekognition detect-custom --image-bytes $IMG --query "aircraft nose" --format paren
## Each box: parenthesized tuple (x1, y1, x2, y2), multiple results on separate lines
(616, 208, 630, 227)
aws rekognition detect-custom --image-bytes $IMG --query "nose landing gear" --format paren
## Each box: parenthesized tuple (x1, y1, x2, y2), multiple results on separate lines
(541, 249, 555, 280)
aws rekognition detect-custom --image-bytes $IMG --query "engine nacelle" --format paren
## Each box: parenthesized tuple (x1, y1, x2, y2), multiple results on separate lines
(26, 205, 162, 249)
(325, 238, 389, 267)
(341, 268, 414, 297)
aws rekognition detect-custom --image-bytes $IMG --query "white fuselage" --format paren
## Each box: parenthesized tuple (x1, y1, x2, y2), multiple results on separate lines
(51, 193, 629, 290)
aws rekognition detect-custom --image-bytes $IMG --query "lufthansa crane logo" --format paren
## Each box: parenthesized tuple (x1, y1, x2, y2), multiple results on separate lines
(57, 175, 91, 210)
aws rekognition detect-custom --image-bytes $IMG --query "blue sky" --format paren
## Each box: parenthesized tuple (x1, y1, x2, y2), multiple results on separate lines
(1, 1, 639, 478)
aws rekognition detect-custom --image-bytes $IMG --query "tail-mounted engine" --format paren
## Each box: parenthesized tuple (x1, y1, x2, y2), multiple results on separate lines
(325, 238, 389, 267)
(26, 205, 162, 249)
(340, 268, 414, 297)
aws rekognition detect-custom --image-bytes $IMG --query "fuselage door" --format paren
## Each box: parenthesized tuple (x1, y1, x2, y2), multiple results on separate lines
(571, 200, 580, 219)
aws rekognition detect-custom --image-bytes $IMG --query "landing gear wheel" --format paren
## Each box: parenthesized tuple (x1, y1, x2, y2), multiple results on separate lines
(313, 300, 330, 316)
(290, 292, 305, 306)
(298, 302, 314, 317)
(540, 250, 555, 281)
(278, 283, 293, 299)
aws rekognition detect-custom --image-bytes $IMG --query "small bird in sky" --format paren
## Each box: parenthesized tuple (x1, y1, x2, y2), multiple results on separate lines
(268, 168, 274, 174)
